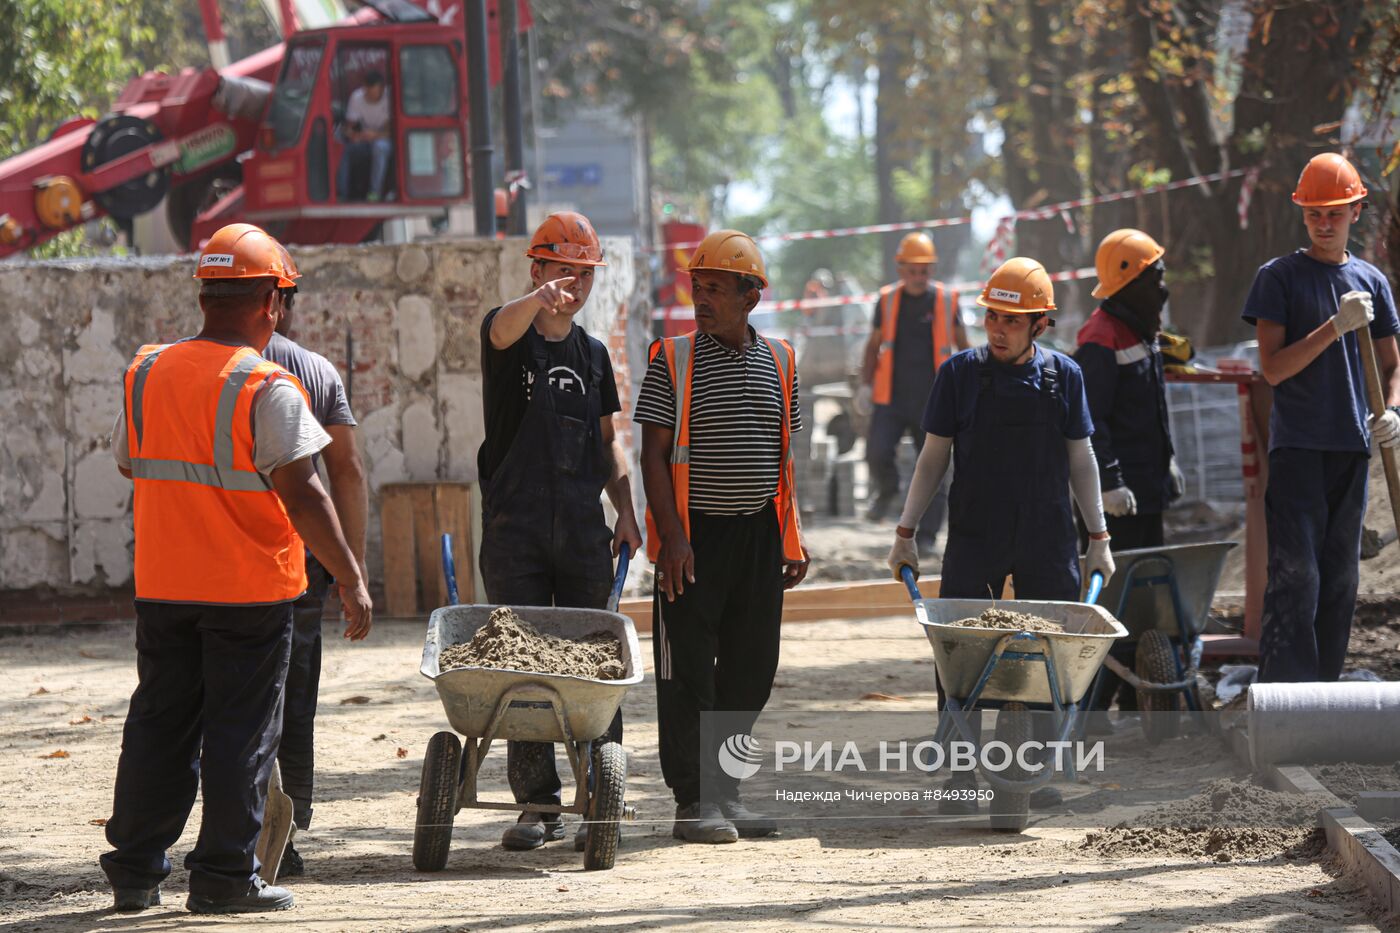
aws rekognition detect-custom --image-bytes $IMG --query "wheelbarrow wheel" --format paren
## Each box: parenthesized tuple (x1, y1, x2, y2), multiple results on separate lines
(989, 702, 1031, 833)
(1136, 630, 1181, 744)
(413, 731, 461, 871)
(583, 741, 627, 870)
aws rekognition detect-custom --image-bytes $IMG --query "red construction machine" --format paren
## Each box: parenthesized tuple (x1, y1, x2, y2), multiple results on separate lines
(0, 0, 526, 258)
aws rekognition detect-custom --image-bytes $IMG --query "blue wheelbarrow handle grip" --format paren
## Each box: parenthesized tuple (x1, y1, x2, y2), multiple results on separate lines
(899, 565, 922, 602)
(441, 533, 460, 606)
(608, 542, 631, 613)
(1085, 571, 1104, 606)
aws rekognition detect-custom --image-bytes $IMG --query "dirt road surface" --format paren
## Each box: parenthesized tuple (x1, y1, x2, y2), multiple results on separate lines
(2, 616, 1390, 931)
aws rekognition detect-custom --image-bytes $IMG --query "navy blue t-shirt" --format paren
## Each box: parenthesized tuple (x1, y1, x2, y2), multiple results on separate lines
(1241, 250, 1399, 453)
(921, 345, 1093, 440)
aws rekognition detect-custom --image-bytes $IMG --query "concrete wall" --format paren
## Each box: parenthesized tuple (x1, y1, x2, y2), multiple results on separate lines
(0, 237, 646, 608)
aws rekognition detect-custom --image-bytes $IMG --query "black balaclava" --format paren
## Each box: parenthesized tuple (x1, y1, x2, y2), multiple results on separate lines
(1102, 259, 1169, 342)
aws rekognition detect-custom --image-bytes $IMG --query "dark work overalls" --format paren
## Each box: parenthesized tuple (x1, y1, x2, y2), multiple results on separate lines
(478, 326, 622, 807)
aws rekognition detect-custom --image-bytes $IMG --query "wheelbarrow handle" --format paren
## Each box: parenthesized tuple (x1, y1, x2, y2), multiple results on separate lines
(899, 564, 922, 602)
(1085, 570, 1104, 606)
(608, 542, 631, 613)
(441, 533, 460, 606)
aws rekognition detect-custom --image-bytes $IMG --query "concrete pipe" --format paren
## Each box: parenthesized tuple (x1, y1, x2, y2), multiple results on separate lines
(1248, 681, 1400, 768)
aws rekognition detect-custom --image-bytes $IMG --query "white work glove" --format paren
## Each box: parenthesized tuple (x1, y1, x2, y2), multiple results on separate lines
(887, 534, 918, 581)
(854, 383, 874, 417)
(1102, 485, 1137, 517)
(1085, 536, 1115, 589)
(1331, 291, 1374, 338)
(1370, 407, 1400, 450)
(1168, 457, 1186, 503)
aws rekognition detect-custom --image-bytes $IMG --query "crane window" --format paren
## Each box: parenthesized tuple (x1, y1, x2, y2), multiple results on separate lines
(400, 45, 458, 117)
(267, 40, 325, 149)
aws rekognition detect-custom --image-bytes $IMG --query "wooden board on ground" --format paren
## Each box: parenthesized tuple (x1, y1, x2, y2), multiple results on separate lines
(379, 483, 473, 617)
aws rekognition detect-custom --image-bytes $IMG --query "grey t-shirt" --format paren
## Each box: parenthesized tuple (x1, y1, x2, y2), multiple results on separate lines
(113, 376, 330, 477)
(262, 333, 356, 429)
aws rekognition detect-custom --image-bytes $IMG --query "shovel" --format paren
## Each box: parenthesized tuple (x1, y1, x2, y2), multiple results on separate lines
(254, 760, 295, 884)
(1357, 327, 1400, 542)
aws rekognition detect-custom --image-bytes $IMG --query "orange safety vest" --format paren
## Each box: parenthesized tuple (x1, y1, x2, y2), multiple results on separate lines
(871, 282, 958, 406)
(123, 339, 310, 604)
(644, 332, 806, 564)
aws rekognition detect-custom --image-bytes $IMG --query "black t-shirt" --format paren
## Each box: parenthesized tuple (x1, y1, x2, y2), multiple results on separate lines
(872, 288, 937, 420)
(477, 307, 621, 483)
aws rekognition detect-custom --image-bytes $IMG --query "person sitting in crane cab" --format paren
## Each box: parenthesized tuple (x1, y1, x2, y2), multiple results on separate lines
(337, 70, 393, 203)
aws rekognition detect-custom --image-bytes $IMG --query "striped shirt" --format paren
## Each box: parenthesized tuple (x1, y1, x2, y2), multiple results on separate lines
(634, 329, 802, 515)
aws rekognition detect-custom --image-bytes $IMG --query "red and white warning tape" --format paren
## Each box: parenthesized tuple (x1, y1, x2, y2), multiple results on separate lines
(653, 267, 1099, 321)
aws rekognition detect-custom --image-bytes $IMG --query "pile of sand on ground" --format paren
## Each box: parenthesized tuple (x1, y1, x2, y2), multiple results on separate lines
(1314, 762, 1400, 804)
(948, 608, 1065, 633)
(1079, 778, 1331, 862)
(439, 607, 625, 680)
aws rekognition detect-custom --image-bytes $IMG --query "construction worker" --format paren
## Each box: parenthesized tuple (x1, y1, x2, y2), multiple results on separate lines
(637, 229, 809, 844)
(858, 232, 969, 552)
(102, 223, 371, 914)
(261, 249, 368, 876)
(478, 211, 643, 850)
(1244, 152, 1400, 683)
(1074, 229, 1184, 550)
(885, 257, 1115, 812)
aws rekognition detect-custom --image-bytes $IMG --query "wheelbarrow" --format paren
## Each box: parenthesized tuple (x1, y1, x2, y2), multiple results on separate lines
(902, 567, 1126, 831)
(1083, 541, 1237, 744)
(413, 539, 641, 871)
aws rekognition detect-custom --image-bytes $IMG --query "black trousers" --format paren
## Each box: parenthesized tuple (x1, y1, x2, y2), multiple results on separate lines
(867, 403, 946, 545)
(654, 506, 785, 806)
(278, 557, 330, 829)
(101, 599, 293, 897)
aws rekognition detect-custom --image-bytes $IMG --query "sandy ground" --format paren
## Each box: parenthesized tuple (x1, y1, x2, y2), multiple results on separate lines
(3, 614, 1395, 932)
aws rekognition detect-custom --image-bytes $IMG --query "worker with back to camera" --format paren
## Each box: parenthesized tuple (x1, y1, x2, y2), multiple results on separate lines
(1244, 152, 1400, 683)
(101, 223, 371, 915)
(858, 232, 969, 553)
(636, 229, 809, 844)
(477, 210, 643, 851)
(884, 256, 1115, 814)
(260, 245, 369, 877)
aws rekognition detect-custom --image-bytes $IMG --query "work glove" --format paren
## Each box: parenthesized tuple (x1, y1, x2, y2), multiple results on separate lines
(1102, 485, 1137, 517)
(1168, 457, 1186, 503)
(1331, 291, 1374, 338)
(1369, 407, 1400, 450)
(854, 383, 874, 417)
(1085, 537, 1116, 589)
(887, 534, 918, 582)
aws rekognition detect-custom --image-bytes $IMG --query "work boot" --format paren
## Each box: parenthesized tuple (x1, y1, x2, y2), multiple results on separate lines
(718, 797, 777, 838)
(671, 802, 739, 844)
(112, 885, 161, 912)
(865, 493, 896, 522)
(1030, 785, 1063, 810)
(936, 774, 980, 815)
(501, 812, 564, 851)
(186, 877, 293, 914)
(279, 841, 304, 878)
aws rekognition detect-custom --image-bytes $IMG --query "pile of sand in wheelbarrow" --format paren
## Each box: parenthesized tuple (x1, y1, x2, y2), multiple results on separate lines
(1079, 778, 1331, 862)
(439, 607, 626, 680)
(948, 608, 1065, 633)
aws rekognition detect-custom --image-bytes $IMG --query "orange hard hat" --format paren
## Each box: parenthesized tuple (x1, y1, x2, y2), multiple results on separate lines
(1092, 229, 1165, 299)
(977, 257, 1056, 314)
(895, 232, 936, 264)
(525, 211, 606, 266)
(194, 223, 298, 288)
(688, 229, 768, 288)
(1292, 153, 1367, 207)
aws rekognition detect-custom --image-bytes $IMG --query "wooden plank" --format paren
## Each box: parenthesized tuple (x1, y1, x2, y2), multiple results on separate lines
(1322, 807, 1400, 917)
(436, 484, 474, 604)
(380, 486, 417, 618)
(411, 486, 444, 613)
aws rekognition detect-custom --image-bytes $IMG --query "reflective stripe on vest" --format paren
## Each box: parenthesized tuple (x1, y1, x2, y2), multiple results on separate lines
(124, 340, 309, 604)
(643, 332, 806, 564)
(872, 283, 957, 406)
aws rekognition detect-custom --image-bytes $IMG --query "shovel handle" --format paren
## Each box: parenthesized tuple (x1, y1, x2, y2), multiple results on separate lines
(1085, 571, 1104, 606)
(1358, 327, 1400, 538)
(441, 533, 459, 606)
(900, 564, 922, 602)
(608, 542, 631, 613)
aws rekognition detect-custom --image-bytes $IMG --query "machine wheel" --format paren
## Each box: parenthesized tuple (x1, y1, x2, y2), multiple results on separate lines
(166, 166, 241, 250)
(80, 114, 171, 220)
(1136, 630, 1181, 744)
(583, 742, 627, 870)
(826, 410, 857, 456)
(413, 731, 461, 871)
(988, 702, 1032, 833)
